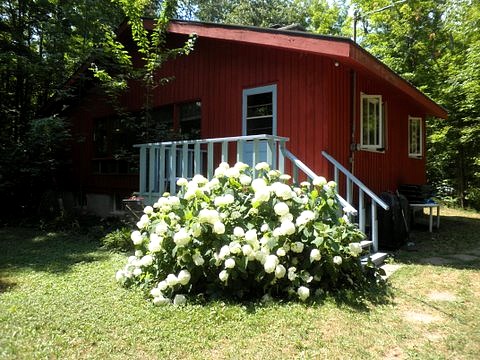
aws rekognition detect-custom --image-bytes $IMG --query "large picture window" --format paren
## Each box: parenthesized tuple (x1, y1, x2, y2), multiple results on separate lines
(360, 94, 384, 151)
(408, 116, 422, 158)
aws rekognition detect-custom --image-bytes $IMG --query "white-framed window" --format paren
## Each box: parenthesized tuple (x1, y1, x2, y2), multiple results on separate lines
(360, 94, 384, 151)
(408, 116, 423, 158)
(242, 84, 277, 136)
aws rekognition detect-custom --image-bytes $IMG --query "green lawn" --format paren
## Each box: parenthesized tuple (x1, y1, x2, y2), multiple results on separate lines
(1, 208, 480, 359)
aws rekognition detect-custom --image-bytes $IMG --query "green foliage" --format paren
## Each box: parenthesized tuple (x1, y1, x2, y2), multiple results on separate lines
(102, 227, 134, 252)
(350, 0, 480, 208)
(180, 0, 311, 27)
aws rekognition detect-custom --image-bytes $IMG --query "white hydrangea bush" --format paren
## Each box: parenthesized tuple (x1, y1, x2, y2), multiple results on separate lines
(116, 161, 374, 305)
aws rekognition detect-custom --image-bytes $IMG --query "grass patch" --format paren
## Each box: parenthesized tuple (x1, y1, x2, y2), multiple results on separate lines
(1, 207, 480, 359)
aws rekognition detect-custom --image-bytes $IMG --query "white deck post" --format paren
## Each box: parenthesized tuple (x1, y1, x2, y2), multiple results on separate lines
(359, 189, 365, 233)
(169, 144, 177, 194)
(159, 144, 166, 195)
(207, 142, 214, 178)
(371, 203, 378, 252)
(139, 146, 147, 197)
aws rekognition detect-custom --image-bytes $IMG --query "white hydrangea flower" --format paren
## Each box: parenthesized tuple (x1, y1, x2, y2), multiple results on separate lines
(225, 167, 240, 178)
(280, 213, 294, 223)
(214, 166, 227, 177)
(280, 220, 296, 235)
(143, 206, 154, 215)
(153, 296, 171, 306)
(192, 253, 205, 266)
(150, 287, 162, 298)
(274, 202, 289, 216)
(192, 174, 208, 185)
(134, 250, 143, 257)
(312, 176, 327, 187)
(239, 174, 252, 185)
(260, 223, 270, 232)
(327, 198, 334, 207)
(251, 178, 267, 191)
(173, 294, 187, 306)
(219, 245, 231, 259)
(234, 161, 249, 170)
(115, 270, 125, 282)
(271, 182, 293, 200)
(276, 247, 286, 257)
(349, 242, 363, 257)
(233, 227, 245, 237)
(275, 264, 286, 278)
(255, 162, 270, 171)
(190, 223, 202, 238)
(297, 286, 310, 301)
(133, 268, 142, 276)
(333, 256, 343, 265)
(158, 280, 168, 291)
(214, 194, 235, 207)
(264, 255, 279, 273)
(291, 242, 304, 253)
(245, 229, 258, 242)
(169, 196, 180, 207)
(131, 230, 143, 245)
(155, 222, 168, 235)
(208, 178, 221, 190)
(140, 255, 153, 267)
(224, 258, 236, 269)
(148, 234, 162, 253)
(184, 189, 196, 200)
(136, 214, 149, 229)
(288, 267, 297, 281)
(272, 227, 285, 237)
(219, 162, 230, 169)
(213, 221, 226, 234)
(177, 270, 191, 285)
(300, 181, 311, 188)
(176, 177, 188, 186)
(229, 241, 242, 254)
(296, 210, 315, 226)
(327, 181, 337, 188)
(310, 248, 322, 262)
(173, 228, 191, 246)
(279, 174, 291, 181)
(219, 270, 229, 282)
(166, 274, 178, 287)
(242, 244, 253, 256)
(253, 187, 271, 203)
(268, 170, 280, 178)
(255, 250, 267, 264)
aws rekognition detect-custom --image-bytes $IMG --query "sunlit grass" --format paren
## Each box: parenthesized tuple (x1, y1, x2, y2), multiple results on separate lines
(1, 207, 479, 359)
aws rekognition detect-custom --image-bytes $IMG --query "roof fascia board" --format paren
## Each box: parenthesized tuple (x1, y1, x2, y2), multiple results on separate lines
(166, 21, 351, 58)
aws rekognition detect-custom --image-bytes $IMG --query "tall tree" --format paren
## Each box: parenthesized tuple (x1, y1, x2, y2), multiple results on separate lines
(350, 0, 480, 208)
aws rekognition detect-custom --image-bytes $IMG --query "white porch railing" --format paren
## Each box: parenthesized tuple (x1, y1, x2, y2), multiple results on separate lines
(134, 135, 289, 203)
(322, 151, 390, 252)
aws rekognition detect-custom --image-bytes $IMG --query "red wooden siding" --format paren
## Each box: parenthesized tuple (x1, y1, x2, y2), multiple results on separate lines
(68, 32, 433, 198)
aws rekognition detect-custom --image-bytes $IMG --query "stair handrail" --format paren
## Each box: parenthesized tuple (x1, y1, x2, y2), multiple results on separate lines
(321, 151, 389, 210)
(322, 150, 389, 252)
(281, 148, 358, 216)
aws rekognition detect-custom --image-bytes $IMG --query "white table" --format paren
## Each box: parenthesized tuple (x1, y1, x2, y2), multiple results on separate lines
(409, 203, 440, 232)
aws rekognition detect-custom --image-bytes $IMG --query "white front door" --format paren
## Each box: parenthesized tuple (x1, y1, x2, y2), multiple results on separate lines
(242, 84, 277, 166)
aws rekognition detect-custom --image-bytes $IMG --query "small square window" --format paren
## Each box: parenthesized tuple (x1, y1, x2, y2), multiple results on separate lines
(408, 116, 422, 158)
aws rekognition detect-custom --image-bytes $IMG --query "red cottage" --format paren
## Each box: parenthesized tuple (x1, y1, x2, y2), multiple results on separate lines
(65, 20, 447, 254)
